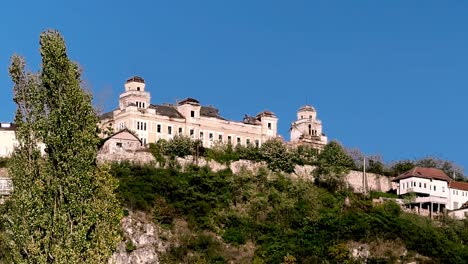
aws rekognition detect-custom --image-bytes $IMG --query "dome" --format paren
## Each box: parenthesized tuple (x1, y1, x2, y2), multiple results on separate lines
(298, 105, 315, 112)
(126, 76, 145, 84)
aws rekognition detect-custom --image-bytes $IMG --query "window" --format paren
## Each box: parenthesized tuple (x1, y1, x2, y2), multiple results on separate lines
(143, 102, 145, 108)
(419, 182, 421, 188)
(255, 139, 260, 147)
(168, 126, 172, 135)
(434, 186, 436, 191)
(442, 187, 445, 192)
(137, 121, 140, 130)
(179, 127, 183, 135)
(246, 139, 251, 145)
(228, 136, 232, 144)
(116, 142, 122, 148)
(143, 122, 147, 131)
(191, 111, 195, 118)
(301, 115, 303, 119)
(209, 133, 213, 141)
(218, 135, 223, 141)
(309, 115, 312, 119)
(237, 137, 241, 145)
(137, 87, 140, 91)
(268, 123, 272, 129)
(200, 131, 204, 139)
(308, 124, 312, 135)
(157, 124, 161, 133)
(424, 183, 426, 188)
(190, 129, 194, 137)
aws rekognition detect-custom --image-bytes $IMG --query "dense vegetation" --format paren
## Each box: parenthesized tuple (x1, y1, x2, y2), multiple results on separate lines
(149, 135, 466, 180)
(1, 30, 121, 263)
(111, 162, 468, 263)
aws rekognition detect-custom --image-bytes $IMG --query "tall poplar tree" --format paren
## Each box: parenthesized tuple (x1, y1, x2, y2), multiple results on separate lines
(3, 30, 121, 263)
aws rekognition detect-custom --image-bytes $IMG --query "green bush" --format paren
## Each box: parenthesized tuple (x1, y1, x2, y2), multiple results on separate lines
(110, 163, 468, 264)
(125, 240, 136, 252)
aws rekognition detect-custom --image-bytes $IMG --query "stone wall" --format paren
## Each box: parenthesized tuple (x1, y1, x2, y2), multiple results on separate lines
(96, 152, 397, 193)
(97, 150, 155, 165)
(0, 168, 8, 177)
(346, 170, 396, 193)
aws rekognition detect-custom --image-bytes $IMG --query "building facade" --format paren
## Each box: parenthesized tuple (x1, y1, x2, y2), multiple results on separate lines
(394, 167, 468, 217)
(99, 76, 279, 148)
(0, 123, 17, 158)
(289, 105, 327, 149)
(99, 129, 142, 155)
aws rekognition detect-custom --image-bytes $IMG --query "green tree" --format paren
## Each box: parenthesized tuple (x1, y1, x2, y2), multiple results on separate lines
(389, 160, 415, 176)
(259, 138, 295, 173)
(3, 30, 121, 263)
(315, 141, 354, 191)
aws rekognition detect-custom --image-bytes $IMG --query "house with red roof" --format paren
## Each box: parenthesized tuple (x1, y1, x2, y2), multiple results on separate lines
(393, 167, 468, 218)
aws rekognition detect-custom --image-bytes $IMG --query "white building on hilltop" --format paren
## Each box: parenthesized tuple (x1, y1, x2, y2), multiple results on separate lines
(99, 76, 279, 147)
(290, 105, 327, 149)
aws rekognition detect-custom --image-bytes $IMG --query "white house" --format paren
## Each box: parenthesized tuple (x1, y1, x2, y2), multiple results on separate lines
(99, 129, 142, 155)
(0, 123, 17, 157)
(393, 167, 468, 218)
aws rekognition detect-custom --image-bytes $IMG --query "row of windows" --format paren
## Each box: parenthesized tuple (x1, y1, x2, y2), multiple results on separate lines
(196, 130, 260, 146)
(135, 121, 262, 147)
(401, 181, 442, 192)
(308, 125, 318, 136)
(118, 122, 126, 130)
(137, 121, 147, 131)
(136, 101, 146, 108)
(453, 190, 468, 197)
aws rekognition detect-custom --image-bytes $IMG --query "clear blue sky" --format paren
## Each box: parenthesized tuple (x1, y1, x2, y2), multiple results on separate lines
(0, 1, 467, 171)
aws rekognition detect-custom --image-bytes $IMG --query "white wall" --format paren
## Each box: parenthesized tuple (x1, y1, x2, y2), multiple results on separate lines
(448, 188, 468, 210)
(398, 177, 449, 198)
(0, 130, 16, 157)
(448, 208, 468, 219)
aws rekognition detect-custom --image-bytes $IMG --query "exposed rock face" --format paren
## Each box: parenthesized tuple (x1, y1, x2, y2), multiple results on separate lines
(110, 211, 168, 264)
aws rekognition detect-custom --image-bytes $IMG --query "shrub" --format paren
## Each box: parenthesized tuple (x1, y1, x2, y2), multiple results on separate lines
(259, 139, 295, 173)
(125, 240, 137, 252)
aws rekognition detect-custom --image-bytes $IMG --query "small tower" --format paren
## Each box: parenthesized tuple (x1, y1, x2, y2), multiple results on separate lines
(119, 76, 151, 110)
(256, 110, 278, 138)
(290, 105, 327, 149)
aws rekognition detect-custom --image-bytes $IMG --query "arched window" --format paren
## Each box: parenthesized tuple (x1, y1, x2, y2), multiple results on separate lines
(308, 124, 312, 135)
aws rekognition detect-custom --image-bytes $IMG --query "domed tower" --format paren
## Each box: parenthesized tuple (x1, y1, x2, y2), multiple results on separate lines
(119, 76, 151, 110)
(290, 105, 327, 149)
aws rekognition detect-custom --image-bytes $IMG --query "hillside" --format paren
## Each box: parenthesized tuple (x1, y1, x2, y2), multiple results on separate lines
(110, 162, 468, 264)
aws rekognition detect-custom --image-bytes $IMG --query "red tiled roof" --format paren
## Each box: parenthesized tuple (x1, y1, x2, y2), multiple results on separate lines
(449, 181, 468, 191)
(393, 167, 452, 182)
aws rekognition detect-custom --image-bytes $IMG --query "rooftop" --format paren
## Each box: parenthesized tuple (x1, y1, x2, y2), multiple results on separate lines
(126, 76, 145, 84)
(256, 110, 276, 118)
(299, 105, 316, 112)
(449, 181, 468, 191)
(178, 97, 200, 106)
(0, 123, 16, 131)
(393, 167, 452, 182)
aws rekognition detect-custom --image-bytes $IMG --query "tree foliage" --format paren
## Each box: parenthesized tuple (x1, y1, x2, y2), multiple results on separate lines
(2, 30, 121, 263)
(111, 163, 468, 264)
(315, 141, 354, 191)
